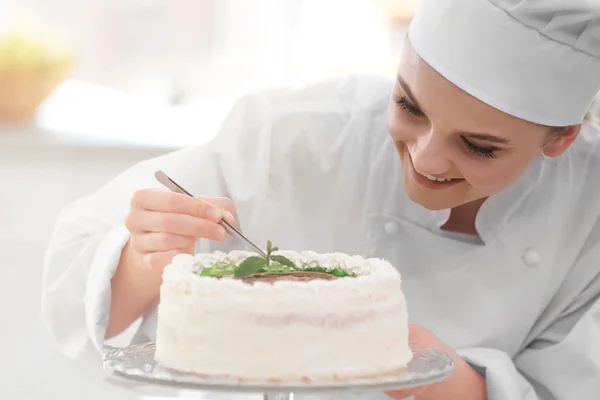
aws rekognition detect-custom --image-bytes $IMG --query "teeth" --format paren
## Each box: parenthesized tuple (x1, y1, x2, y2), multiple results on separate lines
(423, 173, 453, 182)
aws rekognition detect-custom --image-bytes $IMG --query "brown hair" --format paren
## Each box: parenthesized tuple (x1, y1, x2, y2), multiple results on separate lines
(585, 101, 598, 124)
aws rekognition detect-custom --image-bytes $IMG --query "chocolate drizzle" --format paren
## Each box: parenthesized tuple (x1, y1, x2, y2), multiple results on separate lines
(237, 271, 339, 284)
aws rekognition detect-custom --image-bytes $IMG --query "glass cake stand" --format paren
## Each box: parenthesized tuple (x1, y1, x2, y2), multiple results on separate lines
(102, 342, 454, 400)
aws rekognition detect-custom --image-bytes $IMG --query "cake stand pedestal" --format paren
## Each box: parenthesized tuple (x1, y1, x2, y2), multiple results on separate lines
(102, 342, 454, 400)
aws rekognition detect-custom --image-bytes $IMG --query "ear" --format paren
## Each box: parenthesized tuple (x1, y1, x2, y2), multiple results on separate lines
(542, 125, 581, 157)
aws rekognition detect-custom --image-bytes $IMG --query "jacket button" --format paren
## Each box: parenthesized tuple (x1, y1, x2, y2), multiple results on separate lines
(384, 222, 399, 236)
(522, 249, 540, 266)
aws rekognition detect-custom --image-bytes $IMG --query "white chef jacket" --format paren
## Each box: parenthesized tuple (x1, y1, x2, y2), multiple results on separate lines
(41, 75, 600, 400)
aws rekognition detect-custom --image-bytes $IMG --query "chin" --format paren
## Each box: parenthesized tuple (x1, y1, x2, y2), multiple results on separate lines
(400, 169, 460, 211)
(401, 173, 476, 210)
(404, 188, 458, 210)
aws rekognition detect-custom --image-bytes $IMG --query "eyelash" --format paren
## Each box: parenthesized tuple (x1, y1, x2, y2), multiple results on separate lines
(393, 94, 423, 117)
(460, 136, 498, 159)
(393, 94, 499, 159)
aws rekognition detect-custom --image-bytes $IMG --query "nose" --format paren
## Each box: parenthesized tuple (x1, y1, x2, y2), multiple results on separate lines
(410, 131, 452, 176)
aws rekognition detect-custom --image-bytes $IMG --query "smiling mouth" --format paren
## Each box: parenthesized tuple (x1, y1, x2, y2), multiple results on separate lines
(405, 150, 464, 189)
(421, 173, 454, 182)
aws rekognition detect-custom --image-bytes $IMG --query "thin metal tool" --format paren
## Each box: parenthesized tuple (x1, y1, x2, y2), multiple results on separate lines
(155, 170, 268, 258)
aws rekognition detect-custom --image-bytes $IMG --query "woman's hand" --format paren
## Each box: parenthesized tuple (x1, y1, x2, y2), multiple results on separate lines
(107, 189, 238, 338)
(105, 189, 237, 338)
(125, 189, 238, 271)
(385, 325, 487, 400)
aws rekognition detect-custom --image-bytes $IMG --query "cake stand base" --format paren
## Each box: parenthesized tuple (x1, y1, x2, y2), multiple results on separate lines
(103, 342, 453, 399)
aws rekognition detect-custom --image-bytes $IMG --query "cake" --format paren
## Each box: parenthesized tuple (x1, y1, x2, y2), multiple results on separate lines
(155, 243, 412, 382)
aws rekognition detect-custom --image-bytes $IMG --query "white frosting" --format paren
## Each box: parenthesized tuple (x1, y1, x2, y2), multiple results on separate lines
(162, 250, 401, 293)
(155, 250, 412, 381)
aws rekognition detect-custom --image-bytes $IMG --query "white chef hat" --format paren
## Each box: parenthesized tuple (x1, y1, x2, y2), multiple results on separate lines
(408, 0, 600, 127)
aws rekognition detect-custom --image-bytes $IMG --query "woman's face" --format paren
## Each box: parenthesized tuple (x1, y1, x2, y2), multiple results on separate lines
(388, 40, 579, 211)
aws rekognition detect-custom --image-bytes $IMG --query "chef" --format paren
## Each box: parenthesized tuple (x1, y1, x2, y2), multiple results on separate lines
(42, 0, 600, 399)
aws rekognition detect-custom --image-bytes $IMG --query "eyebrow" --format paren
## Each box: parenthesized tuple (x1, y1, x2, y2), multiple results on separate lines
(396, 74, 510, 145)
(397, 75, 422, 110)
(465, 133, 510, 144)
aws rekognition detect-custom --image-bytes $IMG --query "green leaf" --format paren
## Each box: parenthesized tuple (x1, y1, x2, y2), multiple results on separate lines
(199, 267, 235, 276)
(270, 255, 296, 269)
(234, 256, 268, 277)
(328, 268, 354, 278)
(302, 265, 356, 278)
(266, 240, 273, 255)
(263, 265, 295, 273)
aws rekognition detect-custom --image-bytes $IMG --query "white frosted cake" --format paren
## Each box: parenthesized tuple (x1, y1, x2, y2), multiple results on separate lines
(155, 247, 412, 382)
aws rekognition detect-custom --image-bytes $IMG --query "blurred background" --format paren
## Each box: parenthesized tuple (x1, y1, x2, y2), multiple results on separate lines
(0, 1, 419, 399)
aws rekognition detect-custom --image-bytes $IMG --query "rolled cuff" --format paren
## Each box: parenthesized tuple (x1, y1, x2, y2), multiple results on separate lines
(458, 347, 539, 400)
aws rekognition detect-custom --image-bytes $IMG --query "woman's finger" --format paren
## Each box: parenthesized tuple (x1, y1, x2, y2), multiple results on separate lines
(131, 189, 223, 223)
(130, 232, 196, 253)
(141, 249, 187, 271)
(203, 197, 238, 227)
(201, 196, 236, 215)
(126, 210, 227, 240)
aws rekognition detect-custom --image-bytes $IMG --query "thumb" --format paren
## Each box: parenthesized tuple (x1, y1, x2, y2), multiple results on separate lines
(143, 245, 195, 271)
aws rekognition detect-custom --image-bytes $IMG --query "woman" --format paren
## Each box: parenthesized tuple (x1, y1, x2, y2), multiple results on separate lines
(42, 0, 600, 399)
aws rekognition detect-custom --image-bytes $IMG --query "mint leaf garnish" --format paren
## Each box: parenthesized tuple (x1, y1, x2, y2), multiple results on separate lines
(199, 267, 235, 277)
(270, 254, 296, 269)
(194, 240, 360, 279)
(234, 256, 268, 277)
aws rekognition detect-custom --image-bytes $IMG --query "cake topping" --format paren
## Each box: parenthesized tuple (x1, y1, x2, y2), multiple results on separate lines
(237, 271, 339, 284)
(194, 240, 358, 281)
(234, 240, 294, 277)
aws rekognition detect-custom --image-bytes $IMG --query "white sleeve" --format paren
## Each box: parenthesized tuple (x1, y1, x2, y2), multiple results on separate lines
(458, 222, 600, 400)
(41, 92, 278, 360)
(41, 74, 390, 361)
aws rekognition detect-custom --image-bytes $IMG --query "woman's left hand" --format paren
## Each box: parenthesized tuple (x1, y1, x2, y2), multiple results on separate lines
(384, 325, 488, 400)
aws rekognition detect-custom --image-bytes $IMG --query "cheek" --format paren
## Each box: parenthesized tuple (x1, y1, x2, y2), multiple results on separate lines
(459, 156, 531, 190)
(460, 136, 545, 189)
(387, 109, 418, 143)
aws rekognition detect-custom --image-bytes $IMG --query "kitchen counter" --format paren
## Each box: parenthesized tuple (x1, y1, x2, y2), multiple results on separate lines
(0, 79, 235, 151)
